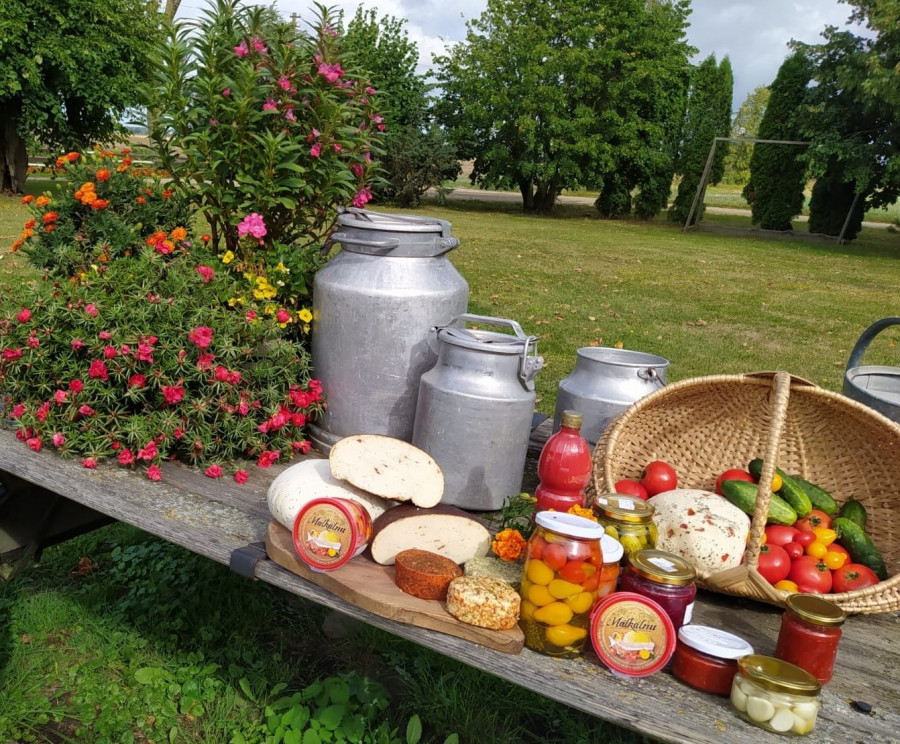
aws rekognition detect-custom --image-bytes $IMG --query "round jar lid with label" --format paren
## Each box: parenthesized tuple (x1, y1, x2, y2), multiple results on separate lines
(590, 592, 676, 678)
(534, 510, 606, 540)
(591, 493, 655, 524)
(627, 549, 696, 586)
(293, 497, 364, 571)
(677, 625, 754, 661)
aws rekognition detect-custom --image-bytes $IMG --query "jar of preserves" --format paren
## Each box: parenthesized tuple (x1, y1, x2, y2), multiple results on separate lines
(774, 594, 846, 684)
(534, 410, 592, 513)
(730, 655, 821, 736)
(619, 549, 696, 631)
(292, 497, 373, 572)
(590, 493, 656, 562)
(597, 534, 624, 597)
(672, 625, 754, 696)
(519, 511, 606, 658)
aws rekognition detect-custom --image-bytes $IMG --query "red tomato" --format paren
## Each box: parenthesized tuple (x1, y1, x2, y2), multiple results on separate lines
(783, 541, 804, 561)
(528, 534, 547, 560)
(715, 468, 754, 495)
(788, 556, 833, 594)
(542, 542, 567, 570)
(794, 529, 817, 548)
(764, 524, 800, 547)
(640, 460, 678, 497)
(757, 544, 791, 585)
(795, 509, 833, 532)
(558, 560, 591, 584)
(614, 479, 649, 500)
(832, 563, 880, 593)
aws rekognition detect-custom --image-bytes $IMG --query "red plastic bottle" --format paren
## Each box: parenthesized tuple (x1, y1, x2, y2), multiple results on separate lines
(534, 410, 592, 512)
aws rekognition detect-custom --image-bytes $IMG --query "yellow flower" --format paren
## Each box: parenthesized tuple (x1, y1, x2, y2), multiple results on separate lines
(298, 308, 313, 323)
(222, 251, 235, 264)
(302, 323, 310, 333)
(275, 261, 289, 273)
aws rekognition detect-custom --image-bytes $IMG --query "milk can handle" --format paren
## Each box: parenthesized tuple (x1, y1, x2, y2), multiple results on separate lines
(330, 233, 400, 250)
(449, 313, 529, 340)
(846, 317, 900, 372)
(637, 367, 667, 388)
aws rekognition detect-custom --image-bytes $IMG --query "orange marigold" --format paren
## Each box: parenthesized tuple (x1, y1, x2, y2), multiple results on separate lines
(35, 196, 50, 207)
(567, 504, 598, 522)
(491, 528, 527, 562)
(169, 226, 187, 242)
(145, 230, 167, 246)
(162, 189, 173, 199)
(55, 157, 67, 169)
(120, 147, 132, 156)
(136, 196, 146, 204)
(44, 225, 56, 233)
(66, 152, 79, 162)
(91, 199, 110, 210)
(21, 195, 34, 204)
(96, 169, 110, 182)
(11, 239, 24, 252)
(200, 234, 211, 243)
(24, 219, 36, 230)
(42, 211, 58, 224)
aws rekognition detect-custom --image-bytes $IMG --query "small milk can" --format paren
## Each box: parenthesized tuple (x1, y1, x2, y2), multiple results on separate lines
(412, 314, 544, 510)
(553, 347, 668, 446)
(310, 208, 468, 450)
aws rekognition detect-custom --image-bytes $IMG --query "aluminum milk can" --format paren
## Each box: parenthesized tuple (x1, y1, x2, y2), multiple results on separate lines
(310, 209, 468, 450)
(412, 314, 544, 510)
(553, 347, 668, 446)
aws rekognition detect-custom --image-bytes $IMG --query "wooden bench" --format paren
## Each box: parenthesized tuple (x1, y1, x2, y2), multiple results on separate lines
(1, 427, 898, 744)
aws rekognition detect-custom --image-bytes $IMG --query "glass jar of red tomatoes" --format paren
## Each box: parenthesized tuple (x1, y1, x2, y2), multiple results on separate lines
(672, 625, 754, 696)
(519, 511, 606, 658)
(774, 594, 846, 684)
(619, 549, 696, 631)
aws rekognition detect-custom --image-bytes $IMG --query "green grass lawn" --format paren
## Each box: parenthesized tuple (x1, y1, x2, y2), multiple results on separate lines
(1, 190, 898, 743)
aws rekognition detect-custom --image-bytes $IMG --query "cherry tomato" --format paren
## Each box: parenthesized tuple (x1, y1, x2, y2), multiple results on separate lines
(764, 524, 800, 547)
(832, 563, 880, 593)
(614, 479, 649, 500)
(528, 534, 547, 560)
(788, 556, 833, 594)
(774, 579, 799, 593)
(558, 560, 593, 584)
(783, 541, 804, 560)
(828, 543, 850, 558)
(811, 527, 837, 547)
(823, 550, 848, 570)
(640, 460, 678, 497)
(794, 529, 816, 548)
(542, 542, 567, 570)
(806, 541, 828, 559)
(756, 544, 791, 585)
(770, 472, 783, 493)
(795, 509, 833, 532)
(715, 468, 754, 495)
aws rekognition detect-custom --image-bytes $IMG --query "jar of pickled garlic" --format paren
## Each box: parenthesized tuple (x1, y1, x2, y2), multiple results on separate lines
(672, 625, 754, 696)
(775, 594, 846, 684)
(730, 655, 821, 736)
(590, 493, 656, 562)
(519, 511, 606, 658)
(292, 497, 373, 572)
(618, 549, 696, 631)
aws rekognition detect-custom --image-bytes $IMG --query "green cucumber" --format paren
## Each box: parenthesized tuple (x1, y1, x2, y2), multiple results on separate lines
(747, 459, 812, 518)
(791, 476, 839, 517)
(720, 479, 798, 526)
(833, 517, 887, 581)
(838, 497, 868, 531)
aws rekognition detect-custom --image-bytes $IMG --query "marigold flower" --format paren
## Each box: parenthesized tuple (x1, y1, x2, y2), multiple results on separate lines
(44, 225, 56, 233)
(170, 226, 187, 242)
(11, 238, 24, 252)
(567, 504, 598, 522)
(234, 469, 249, 485)
(21, 195, 35, 204)
(42, 211, 58, 224)
(96, 169, 110, 182)
(162, 189, 172, 199)
(491, 528, 527, 562)
(147, 464, 162, 481)
(66, 152, 79, 162)
(24, 218, 36, 230)
(91, 199, 109, 210)
(136, 196, 146, 204)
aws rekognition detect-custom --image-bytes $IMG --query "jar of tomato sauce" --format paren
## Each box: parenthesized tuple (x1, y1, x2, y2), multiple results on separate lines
(774, 594, 846, 684)
(672, 625, 754, 696)
(619, 549, 696, 631)
(519, 511, 606, 658)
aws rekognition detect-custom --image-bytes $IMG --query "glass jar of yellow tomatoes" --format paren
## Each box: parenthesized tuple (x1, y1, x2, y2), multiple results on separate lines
(591, 493, 657, 562)
(519, 511, 606, 658)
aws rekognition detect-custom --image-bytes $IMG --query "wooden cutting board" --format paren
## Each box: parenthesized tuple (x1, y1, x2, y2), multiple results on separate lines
(265, 521, 524, 654)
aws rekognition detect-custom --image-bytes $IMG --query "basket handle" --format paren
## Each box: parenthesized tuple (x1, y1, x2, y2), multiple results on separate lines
(744, 371, 792, 572)
(846, 317, 900, 372)
(744, 370, 818, 388)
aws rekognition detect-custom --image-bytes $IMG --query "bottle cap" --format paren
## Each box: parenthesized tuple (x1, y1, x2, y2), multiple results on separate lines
(627, 549, 696, 586)
(591, 493, 655, 523)
(737, 655, 821, 696)
(534, 510, 606, 540)
(785, 594, 846, 627)
(560, 410, 583, 429)
(677, 625, 754, 660)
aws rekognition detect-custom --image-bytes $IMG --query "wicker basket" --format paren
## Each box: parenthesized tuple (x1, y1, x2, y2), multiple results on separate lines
(591, 371, 900, 615)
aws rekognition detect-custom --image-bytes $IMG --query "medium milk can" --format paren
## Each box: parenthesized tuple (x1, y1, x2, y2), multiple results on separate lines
(412, 314, 544, 510)
(310, 208, 468, 450)
(553, 347, 668, 446)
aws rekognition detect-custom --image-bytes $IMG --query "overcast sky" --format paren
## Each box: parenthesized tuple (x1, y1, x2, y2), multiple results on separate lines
(177, 0, 863, 111)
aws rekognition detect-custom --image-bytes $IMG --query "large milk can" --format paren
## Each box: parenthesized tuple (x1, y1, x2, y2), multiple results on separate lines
(412, 314, 544, 510)
(309, 208, 468, 450)
(553, 347, 668, 447)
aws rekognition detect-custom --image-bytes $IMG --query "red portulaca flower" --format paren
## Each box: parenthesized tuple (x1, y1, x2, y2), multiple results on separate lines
(89, 359, 109, 381)
(188, 326, 214, 349)
(82, 457, 98, 469)
(135, 343, 154, 363)
(234, 469, 249, 485)
(128, 374, 146, 389)
(27, 437, 42, 452)
(137, 441, 158, 461)
(16, 308, 31, 323)
(204, 464, 223, 479)
(257, 450, 280, 468)
(2, 348, 23, 361)
(103, 346, 117, 359)
(161, 385, 185, 405)
(118, 449, 135, 466)
(147, 464, 162, 481)
(196, 265, 214, 283)
(10, 404, 25, 419)
(36, 402, 50, 422)
(69, 379, 84, 393)
(51, 433, 65, 448)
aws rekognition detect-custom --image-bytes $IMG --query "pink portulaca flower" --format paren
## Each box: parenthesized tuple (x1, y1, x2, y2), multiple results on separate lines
(77, 405, 95, 417)
(103, 346, 117, 359)
(36, 402, 50, 422)
(118, 449, 135, 466)
(234, 469, 249, 485)
(51, 433, 65, 448)
(26, 335, 39, 349)
(197, 351, 216, 370)
(84, 303, 98, 318)
(233, 41, 249, 57)
(205, 464, 223, 479)
(16, 308, 31, 323)
(188, 326, 214, 349)
(237, 213, 267, 242)
(257, 451, 280, 468)
(83, 457, 98, 469)
(71, 338, 86, 351)
(128, 374, 146, 389)
(10, 403, 25, 419)
(3, 348, 23, 361)
(292, 440, 312, 454)
(161, 385, 185, 405)
(27, 437, 42, 452)
(137, 441, 158, 461)
(147, 464, 162, 481)
(99, 331, 112, 340)
(196, 265, 214, 283)
(69, 379, 84, 393)
(245, 310, 257, 321)
(89, 359, 109, 381)
(135, 343, 154, 362)
(54, 389, 68, 405)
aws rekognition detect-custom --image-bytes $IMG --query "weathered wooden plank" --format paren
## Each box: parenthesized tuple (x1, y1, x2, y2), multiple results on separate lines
(0, 429, 897, 744)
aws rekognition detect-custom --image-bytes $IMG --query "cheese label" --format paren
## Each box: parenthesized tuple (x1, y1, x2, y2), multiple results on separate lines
(590, 592, 675, 677)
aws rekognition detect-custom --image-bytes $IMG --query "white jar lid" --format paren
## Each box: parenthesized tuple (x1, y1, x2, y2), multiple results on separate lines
(677, 624, 754, 660)
(535, 510, 606, 540)
(600, 534, 624, 563)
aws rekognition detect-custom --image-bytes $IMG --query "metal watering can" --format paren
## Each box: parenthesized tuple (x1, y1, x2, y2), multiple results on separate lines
(843, 317, 900, 424)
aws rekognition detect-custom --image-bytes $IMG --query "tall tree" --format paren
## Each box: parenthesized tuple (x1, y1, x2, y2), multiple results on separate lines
(0, 0, 160, 193)
(722, 86, 770, 185)
(668, 54, 734, 225)
(741, 52, 812, 231)
(340, 7, 460, 206)
(433, 0, 693, 213)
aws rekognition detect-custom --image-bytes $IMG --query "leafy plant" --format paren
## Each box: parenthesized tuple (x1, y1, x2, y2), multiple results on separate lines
(144, 0, 381, 314)
(483, 493, 537, 540)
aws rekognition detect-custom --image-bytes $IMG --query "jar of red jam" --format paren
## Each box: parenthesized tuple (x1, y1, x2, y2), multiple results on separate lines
(519, 511, 606, 658)
(619, 549, 696, 631)
(672, 625, 754, 696)
(292, 497, 373, 572)
(774, 594, 846, 684)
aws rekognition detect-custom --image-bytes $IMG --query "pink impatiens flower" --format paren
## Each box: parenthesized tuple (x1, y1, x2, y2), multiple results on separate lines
(352, 185, 373, 208)
(196, 265, 214, 283)
(237, 213, 267, 242)
(278, 75, 291, 91)
(251, 37, 267, 54)
(205, 464, 223, 479)
(309, 142, 322, 158)
(317, 61, 344, 83)
(222, 87, 231, 97)
(188, 326, 214, 349)
(234, 469, 249, 485)
(262, 98, 278, 112)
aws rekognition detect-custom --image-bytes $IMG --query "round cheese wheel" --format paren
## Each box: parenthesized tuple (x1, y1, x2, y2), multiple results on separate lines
(394, 549, 462, 600)
(445, 575, 521, 630)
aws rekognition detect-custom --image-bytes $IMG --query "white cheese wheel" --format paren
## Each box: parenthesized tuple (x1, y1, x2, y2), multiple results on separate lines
(267, 458, 394, 530)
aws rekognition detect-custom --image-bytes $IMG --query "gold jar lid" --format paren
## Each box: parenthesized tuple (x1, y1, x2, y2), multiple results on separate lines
(738, 654, 821, 696)
(591, 493, 655, 524)
(785, 593, 846, 627)
(560, 410, 583, 429)
(627, 549, 696, 586)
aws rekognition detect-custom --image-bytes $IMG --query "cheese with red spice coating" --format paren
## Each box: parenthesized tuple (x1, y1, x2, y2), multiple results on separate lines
(394, 549, 462, 600)
(445, 575, 520, 630)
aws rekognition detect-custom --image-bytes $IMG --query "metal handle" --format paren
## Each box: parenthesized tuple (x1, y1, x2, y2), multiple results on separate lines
(637, 367, 667, 389)
(330, 232, 400, 251)
(846, 317, 900, 372)
(445, 313, 529, 341)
